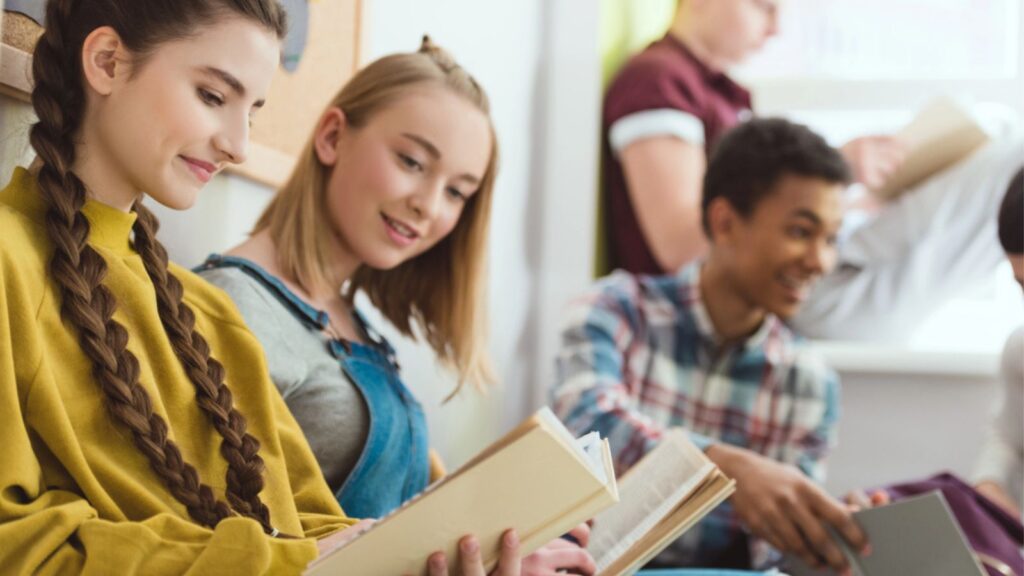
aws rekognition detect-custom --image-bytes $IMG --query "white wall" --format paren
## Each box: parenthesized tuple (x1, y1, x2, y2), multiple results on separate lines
(824, 370, 999, 495)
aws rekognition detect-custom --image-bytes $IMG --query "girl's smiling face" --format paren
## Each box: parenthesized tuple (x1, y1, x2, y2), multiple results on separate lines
(81, 16, 280, 210)
(316, 87, 493, 271)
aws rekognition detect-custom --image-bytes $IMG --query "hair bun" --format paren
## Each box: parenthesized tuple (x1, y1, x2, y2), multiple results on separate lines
(418, 34, 458, 72)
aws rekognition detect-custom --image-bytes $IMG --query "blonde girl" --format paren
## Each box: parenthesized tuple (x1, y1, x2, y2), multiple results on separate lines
(199, 37, 596, 575)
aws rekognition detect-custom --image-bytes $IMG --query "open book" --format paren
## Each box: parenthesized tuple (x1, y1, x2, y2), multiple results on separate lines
(783, 491, 987, 576)
(306, 407, 619, 576)
(588, 429, 736, 576)
(873, 97, 989, 200)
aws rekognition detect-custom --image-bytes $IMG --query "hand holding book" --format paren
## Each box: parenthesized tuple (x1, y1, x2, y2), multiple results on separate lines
(863, 98, 989, 200)
(426, 531, 523, 576)
(840, 135, 909, 192)
(306, 408, 618, 576)
(307, 413, 736, 576)
(705, 442, 868, 573)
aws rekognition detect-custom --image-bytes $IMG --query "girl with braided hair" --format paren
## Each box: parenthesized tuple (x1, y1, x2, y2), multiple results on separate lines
(0, 2, 522, 574)
(199, 37, 598, 575)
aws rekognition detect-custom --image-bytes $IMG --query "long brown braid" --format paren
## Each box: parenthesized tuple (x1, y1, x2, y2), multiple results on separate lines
(133, 205, 272, 527)
(28, 0, 287, 533)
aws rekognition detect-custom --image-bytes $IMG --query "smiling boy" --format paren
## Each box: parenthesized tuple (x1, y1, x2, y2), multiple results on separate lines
(553, 118, 868, 571)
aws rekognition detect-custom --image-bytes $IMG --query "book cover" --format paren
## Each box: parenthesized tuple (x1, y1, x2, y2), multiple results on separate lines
(306, 408, 619, 576)
(783, 491, 986, 576)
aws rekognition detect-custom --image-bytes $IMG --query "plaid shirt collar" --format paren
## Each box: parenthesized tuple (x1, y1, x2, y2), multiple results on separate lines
(676, 261, 780, 360)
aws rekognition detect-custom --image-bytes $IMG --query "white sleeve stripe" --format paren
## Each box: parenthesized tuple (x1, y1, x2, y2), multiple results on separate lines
(609, 108, 706, 155)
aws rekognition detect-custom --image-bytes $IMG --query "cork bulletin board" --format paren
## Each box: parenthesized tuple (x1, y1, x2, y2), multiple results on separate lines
(233, 0, 363, 187)
(0, 1, 40, 101)
(0, 0, 363, 187)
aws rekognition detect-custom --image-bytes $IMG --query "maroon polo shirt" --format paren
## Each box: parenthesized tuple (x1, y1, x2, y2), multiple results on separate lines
(602, 34, 753, 275)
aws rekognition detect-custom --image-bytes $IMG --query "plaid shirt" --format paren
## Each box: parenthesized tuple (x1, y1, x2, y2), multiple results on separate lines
(551, 263, 840, 567)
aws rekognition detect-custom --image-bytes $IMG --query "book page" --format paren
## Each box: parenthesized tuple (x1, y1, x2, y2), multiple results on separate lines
(576, 431, 609, 485)
(601, 473, 734, 576)
(588, 429, 713, 570)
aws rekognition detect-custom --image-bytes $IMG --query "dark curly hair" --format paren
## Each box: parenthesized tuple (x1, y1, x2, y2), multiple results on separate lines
(702, 117, 851, 238)
(998, 168, 1023, 254)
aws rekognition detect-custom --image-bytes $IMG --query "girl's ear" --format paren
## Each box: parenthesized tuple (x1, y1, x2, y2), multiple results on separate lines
(313, 107, 348, 166)
(81, 26, 129, 96)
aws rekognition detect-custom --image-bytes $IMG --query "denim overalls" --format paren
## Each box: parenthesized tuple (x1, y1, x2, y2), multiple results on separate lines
(198, 255, 430, 518)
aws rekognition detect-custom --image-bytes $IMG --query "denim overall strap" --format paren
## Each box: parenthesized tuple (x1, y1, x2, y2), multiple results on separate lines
(195, 254, 329, 331)
(331, 340, 430, 518)
(198, 255, 430, 517)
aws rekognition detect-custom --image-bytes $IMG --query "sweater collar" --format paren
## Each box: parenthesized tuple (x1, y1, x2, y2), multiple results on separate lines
(2, 167, 138, 256)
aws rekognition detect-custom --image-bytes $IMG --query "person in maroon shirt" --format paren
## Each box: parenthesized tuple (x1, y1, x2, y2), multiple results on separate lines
(603, 0, 905, 276)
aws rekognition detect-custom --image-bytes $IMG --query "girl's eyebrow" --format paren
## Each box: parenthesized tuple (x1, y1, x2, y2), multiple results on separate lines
(198, 66, 266, 108)
(401, 132, 482, 185)
(401, 133, 440, 158)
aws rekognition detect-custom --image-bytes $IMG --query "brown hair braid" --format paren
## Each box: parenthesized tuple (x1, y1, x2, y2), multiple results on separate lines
(28, 0, 287, 533)
(133, 204, 272, 527)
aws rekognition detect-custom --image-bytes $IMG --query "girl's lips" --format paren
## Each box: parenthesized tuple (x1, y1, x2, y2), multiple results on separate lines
(180, 156, 215, 183)
(381, 213, 418, 247)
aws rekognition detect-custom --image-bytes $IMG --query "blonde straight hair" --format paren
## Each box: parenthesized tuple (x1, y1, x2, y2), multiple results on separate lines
(254, 37, 498, 394)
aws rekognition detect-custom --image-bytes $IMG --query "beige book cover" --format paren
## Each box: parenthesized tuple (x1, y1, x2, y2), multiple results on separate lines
(306, 408, 619, 576)
(588, 429, 736, 576)
(874, 97, 989, 200)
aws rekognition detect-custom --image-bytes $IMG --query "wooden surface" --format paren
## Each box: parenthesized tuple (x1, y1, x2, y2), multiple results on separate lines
(0, 1, 364, 187)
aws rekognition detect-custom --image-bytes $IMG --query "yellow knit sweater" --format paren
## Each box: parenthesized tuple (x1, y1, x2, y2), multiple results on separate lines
(0, 168, 354, 575)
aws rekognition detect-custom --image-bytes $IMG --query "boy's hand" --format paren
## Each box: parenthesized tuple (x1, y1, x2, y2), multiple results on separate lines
(706, 443, 869, 572)
(841, 135, 907, 192)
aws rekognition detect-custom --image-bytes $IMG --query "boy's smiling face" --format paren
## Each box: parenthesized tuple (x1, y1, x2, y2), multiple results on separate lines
(710, 172, 843, 319)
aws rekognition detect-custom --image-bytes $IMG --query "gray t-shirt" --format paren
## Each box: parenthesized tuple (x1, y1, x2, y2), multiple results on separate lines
(199, 267, 369, 493)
